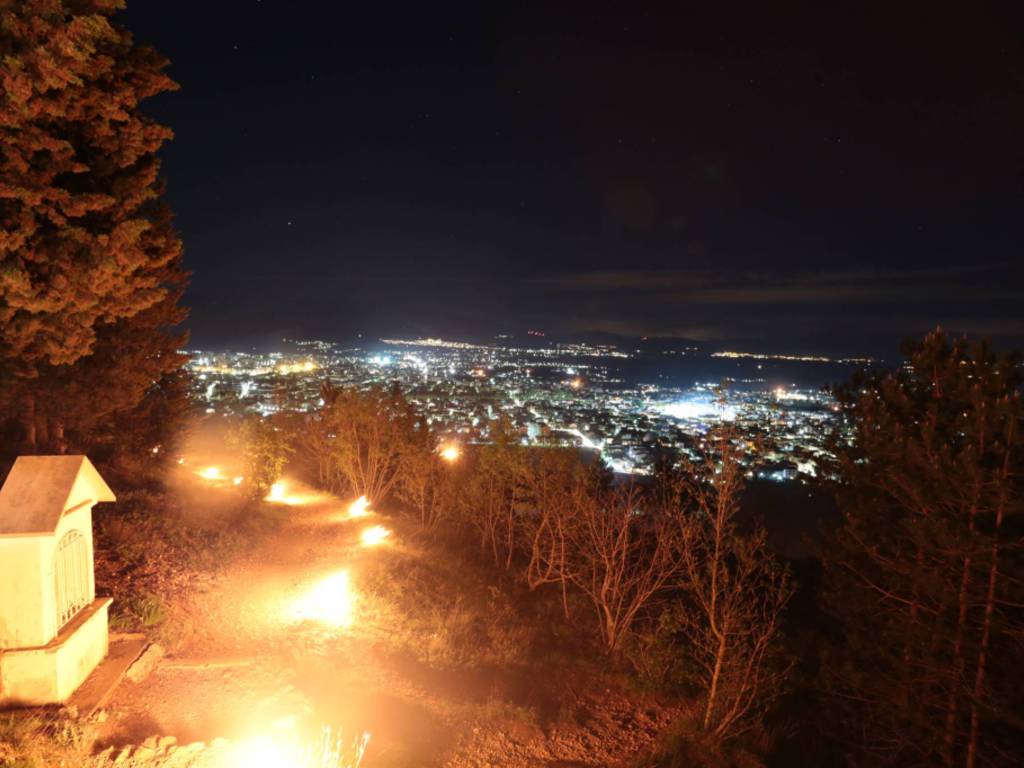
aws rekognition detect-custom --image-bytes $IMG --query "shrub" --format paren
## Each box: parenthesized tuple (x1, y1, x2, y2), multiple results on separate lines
(0, 711, 92, 768)
(625, 605, 692, 692)
(360, 549, 534, 670)
(228, 416, 294, 498)
(110, 591, 166, 630)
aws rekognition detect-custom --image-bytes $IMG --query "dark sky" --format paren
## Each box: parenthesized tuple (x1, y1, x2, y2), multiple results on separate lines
(121, 1, 1024, 355)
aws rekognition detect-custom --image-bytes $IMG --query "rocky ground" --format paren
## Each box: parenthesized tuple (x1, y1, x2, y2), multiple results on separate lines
(81, 482, 681, 767)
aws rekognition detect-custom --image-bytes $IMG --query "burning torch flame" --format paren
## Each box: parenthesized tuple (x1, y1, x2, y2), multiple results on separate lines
(439, 443, 461, 463)
(347, 495, 371, 518)
(265, 480, 321, 506)
(198, 466, 222, 481)
(267, 481, 287, 502)
(360, 525, 391, 547)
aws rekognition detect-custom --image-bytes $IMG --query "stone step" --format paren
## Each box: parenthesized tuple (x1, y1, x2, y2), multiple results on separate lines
(69, 633, 148, 716)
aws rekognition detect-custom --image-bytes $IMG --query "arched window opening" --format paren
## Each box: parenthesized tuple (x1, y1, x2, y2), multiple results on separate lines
(55, 531, 90, 628)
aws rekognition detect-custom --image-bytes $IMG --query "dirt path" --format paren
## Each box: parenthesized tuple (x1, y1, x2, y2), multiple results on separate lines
(99, 486, 454, 765)
(96, 483, 678, 767)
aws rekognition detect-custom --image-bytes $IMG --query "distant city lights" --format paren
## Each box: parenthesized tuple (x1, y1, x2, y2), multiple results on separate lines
(713, 350, 876, 364)
(275, 360, 319, 374)
(655, 398, 738, 422)
(186, 337, 842, 481)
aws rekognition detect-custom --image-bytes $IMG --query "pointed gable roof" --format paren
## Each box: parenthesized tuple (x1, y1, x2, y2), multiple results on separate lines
(0, 456, 115, 536)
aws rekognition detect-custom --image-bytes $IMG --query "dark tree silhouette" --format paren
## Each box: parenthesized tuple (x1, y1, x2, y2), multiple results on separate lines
(0, 0, 189, 455)
(823, 330, 1024, 767)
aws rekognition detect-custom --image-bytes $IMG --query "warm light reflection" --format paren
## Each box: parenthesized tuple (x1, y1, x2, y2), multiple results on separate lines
(347, 495, 371, 518)
(360, 525, 391, 547)
(224, 727, 370, 768)
(226, 734, 301, 768)
(439, 443, 461, 462)
(198, 466, 222, 480)
(290, 571, 355, 628)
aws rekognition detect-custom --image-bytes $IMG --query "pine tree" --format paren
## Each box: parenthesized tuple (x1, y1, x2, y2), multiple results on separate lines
(0, 0, 188, 455)
(823, 330, 1024, 767)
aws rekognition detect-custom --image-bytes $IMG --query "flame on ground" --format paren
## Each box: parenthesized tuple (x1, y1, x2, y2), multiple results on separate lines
(347, 495, 371, 518)
(198, 466, 222, 480)
(289, 571, 356, 628)
(439, 443, 461, 462)
(360, 525, 391, 547)
(267, 481, 288, 502)
(265, 480, 321, 506)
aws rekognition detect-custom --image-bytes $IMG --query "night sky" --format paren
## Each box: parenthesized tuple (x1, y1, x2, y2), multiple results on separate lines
(122, 1, 1024, 355)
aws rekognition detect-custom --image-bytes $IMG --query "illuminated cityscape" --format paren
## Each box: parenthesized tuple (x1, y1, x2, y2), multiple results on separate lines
(187, 337, 852, 481)
(1, 2, 1020, 765)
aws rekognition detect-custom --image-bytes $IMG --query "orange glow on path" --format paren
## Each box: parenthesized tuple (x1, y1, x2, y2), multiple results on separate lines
(289, 571, 356, 628)
(226, 734, 300, 768)
(224, 728, 371, 768)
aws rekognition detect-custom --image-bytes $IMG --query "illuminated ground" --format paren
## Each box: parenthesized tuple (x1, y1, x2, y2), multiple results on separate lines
(93, 480, 680, 767)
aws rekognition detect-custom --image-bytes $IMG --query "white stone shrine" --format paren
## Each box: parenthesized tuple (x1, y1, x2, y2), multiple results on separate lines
(0, 456, 115, 706)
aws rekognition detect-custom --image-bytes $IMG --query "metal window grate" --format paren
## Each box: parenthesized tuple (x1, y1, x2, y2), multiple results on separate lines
(55, 530, 89, 628)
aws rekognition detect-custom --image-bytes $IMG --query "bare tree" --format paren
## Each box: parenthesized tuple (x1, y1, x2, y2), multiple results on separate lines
(303, 382, 337, 490)
(520, 449, 579, 586)
(675, 430, 793, 740)
(567, 480, 682, 652)
(520, 448, 583, 616)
